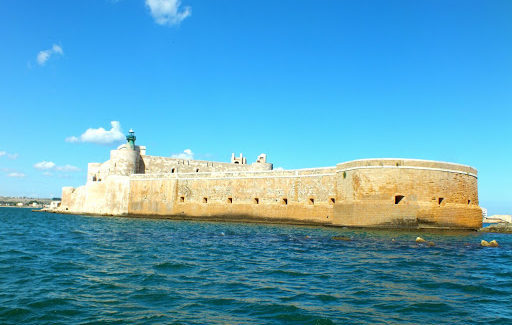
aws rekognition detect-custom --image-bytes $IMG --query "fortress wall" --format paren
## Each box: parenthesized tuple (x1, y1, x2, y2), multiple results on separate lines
(60, 153, 482, 229)
(127, 170, 337, 223)
(128, 178, 177, 215)
(61, 186, 86, 212)
(333, 159, 482, 229)
(141, 156, 272, 174)
(60, 176, 131, 216)
(87, 163, 101, 182)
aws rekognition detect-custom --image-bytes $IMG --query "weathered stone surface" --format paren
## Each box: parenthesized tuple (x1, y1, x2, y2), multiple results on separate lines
(479, 223, 512, 233)
(489, 240, 499, 247)
(55, 143, 483, 230)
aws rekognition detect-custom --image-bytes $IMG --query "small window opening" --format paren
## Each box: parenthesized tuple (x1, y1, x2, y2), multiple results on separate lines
(343, 171, 347, 179)
(468, 199, 471, 205)
(92, 175, 97, 182)
(395, 195, 404, 204)
(330, 198, 336, 204)
(203, 197, 208, 203)
(227, 197, 233, 204)
(309, 198, 315, 205)
(195, 168, 200, 173)
(180, 196, 185, 203)
(171, 168, 176, 173)
(438, 197, 444, 205)
(254, 198, 259, 204)
(282, 198, 288, 205)
(234, 161, 239, 164)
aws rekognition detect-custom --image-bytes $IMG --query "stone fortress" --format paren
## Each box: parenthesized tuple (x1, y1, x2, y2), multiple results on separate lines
(57, 130, 483, 230)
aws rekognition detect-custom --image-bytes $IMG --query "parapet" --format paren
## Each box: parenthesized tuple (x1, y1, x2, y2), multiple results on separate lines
(337, 158, 477, 176)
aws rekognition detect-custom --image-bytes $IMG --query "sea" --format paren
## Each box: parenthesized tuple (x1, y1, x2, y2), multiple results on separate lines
(1, 207, 511, 324)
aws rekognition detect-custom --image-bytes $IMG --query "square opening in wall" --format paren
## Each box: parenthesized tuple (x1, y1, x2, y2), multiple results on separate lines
(180, 196, 185, 203)
(330, 198, 335, 204)
(228, 197, 233, 204)
(254, 198, 259, 204)
(395, 195, 404, 204)
(203, 197, 208, 203)
(282, 198, 288, 205)
(309, 198, 314, 205)
(438, 197, 444, 205)
(468, 199, 471, 205)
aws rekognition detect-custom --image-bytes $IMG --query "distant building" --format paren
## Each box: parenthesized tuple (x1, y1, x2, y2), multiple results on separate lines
(49, 201, 61, 209)
(490, 215, 512, 223)
(16, 202, 23, 207)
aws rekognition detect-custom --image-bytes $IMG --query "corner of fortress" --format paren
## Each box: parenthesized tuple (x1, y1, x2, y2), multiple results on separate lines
(57, 130, 483, 230)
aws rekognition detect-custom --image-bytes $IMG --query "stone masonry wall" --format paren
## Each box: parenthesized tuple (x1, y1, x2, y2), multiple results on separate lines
(333, 159, 481, 229)
(59, 157, 482, 229)
(141, 156, 273, 174)
(127, 167, 337, 224)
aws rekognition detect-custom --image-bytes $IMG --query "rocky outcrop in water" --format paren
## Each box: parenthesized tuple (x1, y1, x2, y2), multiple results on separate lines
(481, 240, 499, 247)
(479, 222, 512, 234)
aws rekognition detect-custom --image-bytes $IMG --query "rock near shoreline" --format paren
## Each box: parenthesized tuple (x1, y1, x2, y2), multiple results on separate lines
(479, 222, 512, 234)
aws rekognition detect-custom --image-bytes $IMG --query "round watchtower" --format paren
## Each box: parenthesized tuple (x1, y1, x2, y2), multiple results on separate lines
(109, 129, 142, 176)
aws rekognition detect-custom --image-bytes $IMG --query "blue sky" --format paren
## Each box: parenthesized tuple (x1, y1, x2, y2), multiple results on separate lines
(0, 0, 510, 214)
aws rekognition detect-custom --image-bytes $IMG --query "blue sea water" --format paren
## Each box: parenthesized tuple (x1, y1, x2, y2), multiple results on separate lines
(0, 208, 511, 324)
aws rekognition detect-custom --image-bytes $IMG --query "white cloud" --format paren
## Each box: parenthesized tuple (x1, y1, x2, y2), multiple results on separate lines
(55, 164, 81, 172)
(52, 44, 63, 55)
(65, 136, 79, 143)
(8, 172, 25, 178)
(37, 44, 64, 65)
(34, 161, 80, 172)
(0, 151, 19, 159)
(146, 0, 191, 26)
(171, 149, 194, 159)
(34, 161, 56, 170)
(66, 121, 125, 145)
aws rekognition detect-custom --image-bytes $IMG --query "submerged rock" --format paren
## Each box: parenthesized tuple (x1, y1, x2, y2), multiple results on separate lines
(415, 237, 426, 243)
(427, 241, 435, 247)
(332, 236, 351, 241)
(481, 239, 499, 247)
